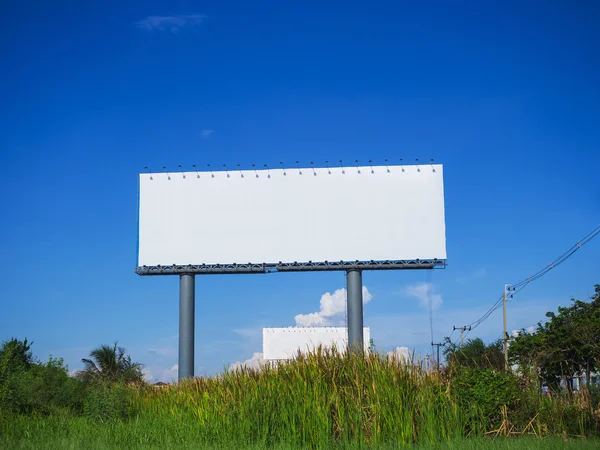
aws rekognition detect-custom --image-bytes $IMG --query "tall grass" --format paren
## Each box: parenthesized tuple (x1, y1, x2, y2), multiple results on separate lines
(0, 412, 597, 450)
(129, 347, 597, 448)
(1, 347, 598, 448)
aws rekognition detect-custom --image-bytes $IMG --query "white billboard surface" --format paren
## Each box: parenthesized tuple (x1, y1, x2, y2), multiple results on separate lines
(263, 327, 371, 360)
(137, 164, 446, 266)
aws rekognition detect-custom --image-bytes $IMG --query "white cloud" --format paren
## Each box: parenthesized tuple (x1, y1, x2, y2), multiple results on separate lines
(200, 129, 215, 137)
(387, 346, 412, 363)
(229, 352, 265, 372)
(161, 364, 178, 382)
(135, 15, 206, 32)
(142, 367, 154, 382)
(295, 286, 373, 327)
(512, 326, 536, 337)
(405, 282, 442, 311)
(294, 312, 328, 327)
(141, 364, 178, 383)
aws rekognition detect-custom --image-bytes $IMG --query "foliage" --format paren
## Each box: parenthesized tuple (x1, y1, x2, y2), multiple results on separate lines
(509, 284, 600, 392)
(449, 367, 520, 431)
(1, 412, 598, 449)
(79, 342, 143, 384)
(1, 344, 599, 448)
(83, 382, 132, 423)
(444, 337, 505, 371)
(0, 338, 34, 373)
(0, 338, 85, 415)
(132, 347, 466, 448)
(2, 286, 600, 447)
(130, 347, 598, 448)
(0, 338, 34, 411)
(14, 356, 85, 415)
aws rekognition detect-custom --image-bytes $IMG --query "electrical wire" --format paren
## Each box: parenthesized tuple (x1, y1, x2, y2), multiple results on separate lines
(509, 224, 600, 291)
(448, 328, 456, 342)
(451, 333, 462, 347)
(461, 224, 600, 332)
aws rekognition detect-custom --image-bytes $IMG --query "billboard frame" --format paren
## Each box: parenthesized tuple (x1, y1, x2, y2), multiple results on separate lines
(135, 258, 446, 275)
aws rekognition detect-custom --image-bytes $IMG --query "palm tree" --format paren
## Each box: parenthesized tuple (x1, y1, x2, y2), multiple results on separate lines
(80, 342, 143, 383)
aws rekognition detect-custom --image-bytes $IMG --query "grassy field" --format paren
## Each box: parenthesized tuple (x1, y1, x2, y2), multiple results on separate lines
(0, 414, 597, 450)
(1, 348, 598, 449)
(125, 349, 597, 447)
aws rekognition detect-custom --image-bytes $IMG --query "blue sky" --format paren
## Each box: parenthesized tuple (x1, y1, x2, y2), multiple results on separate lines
(1, 1, 599, 381)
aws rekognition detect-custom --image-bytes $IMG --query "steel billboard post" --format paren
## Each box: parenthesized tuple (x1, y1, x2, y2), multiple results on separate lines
(346, 269, 364, 351)
(179, 273, 195, 379)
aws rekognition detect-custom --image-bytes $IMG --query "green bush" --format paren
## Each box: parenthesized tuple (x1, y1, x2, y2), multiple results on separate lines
(588, 384, 600, 408)
(83, 382, 132, 423)
(537, 399, 592, 437)
(450, 367, 520, 431)
(17, 357, 86, 415)
(0, 339, 85, 415)
(0, 338, 34, 412)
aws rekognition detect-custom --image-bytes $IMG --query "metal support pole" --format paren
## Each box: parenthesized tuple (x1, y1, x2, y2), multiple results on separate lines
(179, 273, 195, 380)
(346, 269, 364, 352)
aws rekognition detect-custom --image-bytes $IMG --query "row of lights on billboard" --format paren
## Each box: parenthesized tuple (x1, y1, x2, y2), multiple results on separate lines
(144, 159, 437, 180)
(264, 327, 352, 333)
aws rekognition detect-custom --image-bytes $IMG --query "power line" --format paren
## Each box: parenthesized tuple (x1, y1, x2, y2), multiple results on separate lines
(510, 224, 600, 292)
(463, 224, 600, 332)
(452, 326, 472, 346)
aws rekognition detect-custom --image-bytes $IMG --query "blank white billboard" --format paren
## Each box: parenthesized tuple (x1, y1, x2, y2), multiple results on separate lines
(263, 327, 370, 360)
(137, 164, 446, 266)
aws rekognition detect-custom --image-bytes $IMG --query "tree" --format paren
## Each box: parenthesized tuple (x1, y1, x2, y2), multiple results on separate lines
(0, 338, 35, 409)
(0, 337, 34, 374)
(443, 337, 504, 371)
(509, 284, 600, 393)
(80, 342, 143, 384)
(0, 338, 85, 414)
(569, 285, 600, 383)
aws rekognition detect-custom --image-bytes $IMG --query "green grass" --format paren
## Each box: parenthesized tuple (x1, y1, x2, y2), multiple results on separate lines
(127, 348, 596, 447)
(0, 414, 597, 450)
(1, 348, 598, 449)
(416, 438, 600, 450)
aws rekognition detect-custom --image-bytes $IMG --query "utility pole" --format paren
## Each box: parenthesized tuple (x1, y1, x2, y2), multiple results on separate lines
(431, 342, 443, 371)
(503, 284, 514, 372)
(453, 326, 471, 347)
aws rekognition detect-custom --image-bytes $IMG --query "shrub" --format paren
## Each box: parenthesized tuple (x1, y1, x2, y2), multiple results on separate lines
(83, 382, 132, 423)
(0, 339, 85, 415)
(449, 367, 520, 431)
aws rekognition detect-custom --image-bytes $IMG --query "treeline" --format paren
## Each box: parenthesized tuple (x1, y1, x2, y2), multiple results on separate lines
(509, 285, 600, 393)
(0, 339, 142, 420)
(442, 285, 600, 391)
